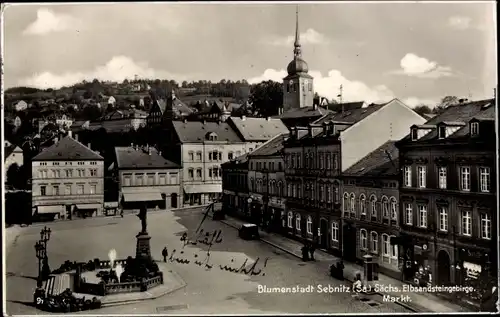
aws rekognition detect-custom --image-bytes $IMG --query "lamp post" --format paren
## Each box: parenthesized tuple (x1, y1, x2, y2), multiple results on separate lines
(35, 241, 46, 287)
(40, 226, 51, 249)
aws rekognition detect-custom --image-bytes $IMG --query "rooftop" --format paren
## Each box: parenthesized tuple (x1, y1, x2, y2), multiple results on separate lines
(275, 106, 331, 119)
(172, 121, 242, 143)
(315, 101, 390, 125)
(326, 101, 366, 112)
(32, 136, 103, 161)
(115, 146, 180, 169)
(229, 117, 289, 141)
(248, 133, 289, 157)
(343, 140, 399, 177)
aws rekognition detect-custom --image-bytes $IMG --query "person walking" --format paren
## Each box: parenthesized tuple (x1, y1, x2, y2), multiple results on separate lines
(162, 247, 168, 262)
(309, 242, 316, 261)
(120, 208, 124, 218)
(301, 243, 309, 262)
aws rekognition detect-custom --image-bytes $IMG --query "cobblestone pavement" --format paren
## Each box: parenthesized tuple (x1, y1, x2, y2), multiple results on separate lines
(219, 214, 473, 313)
(5, 207, 410, 314)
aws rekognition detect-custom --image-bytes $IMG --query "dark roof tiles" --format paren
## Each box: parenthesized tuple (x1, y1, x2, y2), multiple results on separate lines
(315, 102, 389, 125)
(172, 121, 242, 143)
(32, 136, 103, 161)
(248, 133, 289, 157)
(343, 141, 399, 177)
(115, 146, 180, 169)
(229, 117, 289, 141)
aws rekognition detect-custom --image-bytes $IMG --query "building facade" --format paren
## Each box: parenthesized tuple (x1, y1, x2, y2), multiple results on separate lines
(221, 154, 249, 219)
(247, 133, 288, 230)
(115, 145, 182, 211)
(395, 99, 496, 299)
(283, 123, 342, 254)
(4, 141, 24, 183)
(31, 135, 104, 219)
(341, 141, 401, 278)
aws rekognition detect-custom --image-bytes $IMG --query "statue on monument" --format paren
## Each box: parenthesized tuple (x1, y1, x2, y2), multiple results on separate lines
(137, 205, 148, 234)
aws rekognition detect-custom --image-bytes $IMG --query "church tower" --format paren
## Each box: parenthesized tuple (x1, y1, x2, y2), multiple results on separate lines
(282, 7, 314, 112)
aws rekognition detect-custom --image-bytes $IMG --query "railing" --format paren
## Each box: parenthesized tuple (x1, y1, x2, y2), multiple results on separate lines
(97, 259, 128, 269)
(79, 282, 106, 296)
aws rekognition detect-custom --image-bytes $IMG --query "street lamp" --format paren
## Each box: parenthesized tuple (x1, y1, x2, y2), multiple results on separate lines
(35, 240, 46, 287)
(40, 226, 51, 248)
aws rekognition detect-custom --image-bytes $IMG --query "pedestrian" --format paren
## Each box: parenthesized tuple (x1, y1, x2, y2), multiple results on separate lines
(309, 242, 316, 261)
(162, 247, 168, 262)
(301, 244, 309, 262)
(120, 208, 124, 218)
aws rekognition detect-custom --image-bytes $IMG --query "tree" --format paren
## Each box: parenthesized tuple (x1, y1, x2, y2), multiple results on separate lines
(249, 80, 283, 117)
(6, 163, 20, 188)
(433, 96, 458, 114)
(413, 104, 432, 116)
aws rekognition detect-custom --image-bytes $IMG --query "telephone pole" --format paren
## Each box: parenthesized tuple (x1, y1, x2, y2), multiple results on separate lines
(337, 85, 343, 113)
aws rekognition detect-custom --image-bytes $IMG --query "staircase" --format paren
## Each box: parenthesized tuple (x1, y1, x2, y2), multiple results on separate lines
(43, 273, 71, 296)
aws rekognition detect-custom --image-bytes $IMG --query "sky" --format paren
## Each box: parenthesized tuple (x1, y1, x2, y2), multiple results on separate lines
(2, 2, 497, 107)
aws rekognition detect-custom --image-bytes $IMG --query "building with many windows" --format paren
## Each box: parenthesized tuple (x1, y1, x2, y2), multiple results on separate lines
(221, 154, 249, 219)
(31, 134, 104, 219)
(341, 141, 401, 278)
(247, 133, 289, 230)
(114, 145, 182, 211)
(395, 99, 496, 292)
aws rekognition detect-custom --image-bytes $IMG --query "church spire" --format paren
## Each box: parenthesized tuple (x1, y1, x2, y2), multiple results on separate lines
(293, 6, 302, 58)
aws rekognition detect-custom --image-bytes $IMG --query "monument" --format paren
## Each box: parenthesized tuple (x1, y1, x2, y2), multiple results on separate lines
(136, 205, 152, 259)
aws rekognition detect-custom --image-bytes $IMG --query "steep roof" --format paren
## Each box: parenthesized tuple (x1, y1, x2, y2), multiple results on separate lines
(315, 102, 389, 125)
(221, 153, 249, 169)
(172, 121, 242, 143)
(115, 146, 180, 169)
(32, 136, 103, 161)
(275, 106, 331, 119)
(248, 133, 289, 157)
(343, 140, 399, 177)
(4, 144, 22, 160)
(326, 101, 365, 112)
(154, 98, 194, 116)
(229, 117, 289, 141)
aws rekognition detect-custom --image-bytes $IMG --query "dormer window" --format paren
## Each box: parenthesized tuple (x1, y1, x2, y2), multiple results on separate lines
(411, 128, 418, 141)
(470, 122, 479, 135)
(206, 132, 218, 141)
(438, 125, 446, 139)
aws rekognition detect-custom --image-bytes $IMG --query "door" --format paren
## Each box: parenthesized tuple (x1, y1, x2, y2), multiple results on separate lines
(171, 193, 178, 209)
(342, 223, 356, 262)
(320, 219, 328, 248)
(437, 250, 451, 285)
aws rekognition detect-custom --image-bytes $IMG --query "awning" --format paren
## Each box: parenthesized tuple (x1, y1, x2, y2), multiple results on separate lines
(76, 204, 102, 210)
(184, 184, 222, 194)
(123, 192, 163, 202)
(37, 205, 64, 214)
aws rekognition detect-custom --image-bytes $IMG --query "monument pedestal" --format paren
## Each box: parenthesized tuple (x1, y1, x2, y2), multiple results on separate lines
(136, 232, 152, 259)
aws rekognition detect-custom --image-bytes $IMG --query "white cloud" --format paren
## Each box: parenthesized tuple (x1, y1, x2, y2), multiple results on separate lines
(389, 53, 453, 79)
(266, 28, 329, 46)
(18, 56, 195, 89)
(248, 68, 394, 104)
(402, 97, 438, 108)
(23, 8, 83, 35)
(448, 16, 472, 30)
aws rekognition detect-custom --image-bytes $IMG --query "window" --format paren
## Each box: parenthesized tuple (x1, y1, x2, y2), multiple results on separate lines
(288, 212, 293, 228)
(471, 122, 479, 135)
(327, 186, 332, 203)
(411, 128, 418, 140)
(147, 174, 154, 185)
(370, 196, 377, 217)
(218, 152, 222, 161)
(154, 173, 164, 185)
(136, 174, 143, 186)
(404, 203, 413, 225)
(306, 216, 313, 234)
(461, 211, 472, 236)
(418, 205, 427, 228)
(481, 213, 491, 240)
(390, 198, 397, 220)
(438, 125, 446, 139)
(228, 152, 234, 160)
(359, 195, 366, 215)
(196, 168, 202, 179)
(371, 232, 378, 253)
(382, 234, 390, 256)
(460, 167, 470, 191)
(40, 186, 46, 196)
(479, 167, 491, 192)
(295, 214, 301, 231)
(350, 193, 356, 213)
(360, 229, 367, 250)
(196, 152, 202, 161)
(170, 173, 178, 184)
(319, 185, 324, 201)
(390, 235, 398, 259)
(188, 169, 194, 179)
(438, 206, 448, 232)
(90, 169, 97, 177)
(65, 185, 71, 195)
(78, 169, 84, 177)
(382, 197, 389, 218)
(417, 166, 426, 188)
(343, 193, 349, 213)
(331, 222, 339, 242)
(188, 151, 194, 161)
(65, 169, 73, 178)
(53, 185, 59, 195)
(124, 174, 131, 186)
(77, 184, 84, 195)
(403, 166, 412, 187)
(438, 167, 447, 189)
(90, 184, 96, 194)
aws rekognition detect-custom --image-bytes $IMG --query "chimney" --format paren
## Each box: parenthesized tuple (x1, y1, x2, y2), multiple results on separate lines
(131, 143, 134, 148)
(183, 118, 187, 123)
(241, 115, 246, 121)
(203, 119, 206, 124)
(75, 133, 79, 141)
(88, 143, 91, 149)
(68, 130, 73, 138)
(54, 137, 59, 144)
(135, 144, 139, 151)
(266, 117, 271, 121)
(159, 151, 162, 156)
(148, 147, 152, 155)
